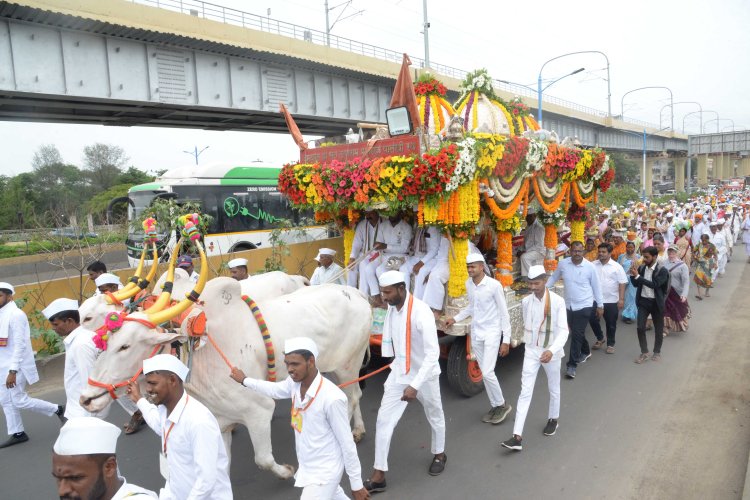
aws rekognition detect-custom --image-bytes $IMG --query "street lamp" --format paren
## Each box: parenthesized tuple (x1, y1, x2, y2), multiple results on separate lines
(183, 145, 209, 165)
(620, 126, 669, 200)
(620, 86, 674, 130)
(704, 118, 734, 133)
(660, 101, 702, 133)
(536, 50, 612, 126)
(536, 67, 585, 126)
(682, 109, 718, 135)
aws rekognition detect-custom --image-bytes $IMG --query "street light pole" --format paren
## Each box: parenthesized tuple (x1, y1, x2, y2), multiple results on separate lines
(422, 0, 430, 68)
(537, 50, 611, 126)
(537, 67, 585, 126)
(183, 146, 209, 165)
(660, 101, 702, 133)
(620, 86, 674, 129)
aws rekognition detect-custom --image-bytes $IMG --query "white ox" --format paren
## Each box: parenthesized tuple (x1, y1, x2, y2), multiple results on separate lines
(80, 277, 371, 479)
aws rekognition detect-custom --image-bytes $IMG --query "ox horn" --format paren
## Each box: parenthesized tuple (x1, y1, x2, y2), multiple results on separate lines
(119, 245, 148, 293)
(108, 242, 159, 303)
(146, 240, 208, 326)
(147, 237, 185, 313)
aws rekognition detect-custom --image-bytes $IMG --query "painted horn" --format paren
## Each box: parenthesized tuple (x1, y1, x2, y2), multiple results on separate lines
(110, 242, 158, 303)
(147, 237, 185, 313)
(146, 239, 208, 326)
(120, 245, 148, 293)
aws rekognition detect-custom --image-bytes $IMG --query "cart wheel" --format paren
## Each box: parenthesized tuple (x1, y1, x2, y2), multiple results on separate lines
(446, 339, 484, 397)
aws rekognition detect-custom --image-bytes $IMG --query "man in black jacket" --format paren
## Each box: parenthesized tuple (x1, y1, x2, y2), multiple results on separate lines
(629, 246, 670, 363)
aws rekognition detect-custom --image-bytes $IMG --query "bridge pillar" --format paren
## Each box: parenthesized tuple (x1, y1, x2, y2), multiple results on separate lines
(697, 155, 709, 187)
(708, 155, 718, 180)
(718, 154, 728, 179)
(674, 157, 686, 192)
(739, 157, 750, 176)
(645, 158, 656, 197)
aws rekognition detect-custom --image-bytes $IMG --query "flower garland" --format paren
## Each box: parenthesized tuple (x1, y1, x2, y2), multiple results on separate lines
(447, 237, 469, 297)
(483, 178, 529, 219)
(473, 133, 506, 176)
(495, 230, 514, 287)
(543, 224, 558, 272)
(525, 139, 548, 175)
(343, 228, 355, 263)
(495, 136, 528, 178)
(93, 311, 126, 351)
(448, 137, 477, 191)
(415, 75, 455, 134)
(414, 75, 448, 97)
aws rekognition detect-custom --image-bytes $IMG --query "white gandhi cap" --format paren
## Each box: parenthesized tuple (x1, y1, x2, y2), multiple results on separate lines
(378, 270, 405, 287)
(0, 282, 14, 294)
(42, 298, 79, 320)
(143, 353, 189, 381)
(466, 253, 485, 264)
(94, 273, 122, 287)
(284, 337, 319, 358)
(527, 264, 547, 280)
(318, 248, 336, 256)
(227, 258, 248, 268)
(54, 417, 121, 455)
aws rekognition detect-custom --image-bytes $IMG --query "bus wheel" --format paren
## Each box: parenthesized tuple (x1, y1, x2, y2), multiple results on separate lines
(446, 339, 484, 397)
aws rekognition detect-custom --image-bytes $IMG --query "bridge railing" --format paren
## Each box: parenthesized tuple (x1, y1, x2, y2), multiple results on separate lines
(131, 0, 661, 129)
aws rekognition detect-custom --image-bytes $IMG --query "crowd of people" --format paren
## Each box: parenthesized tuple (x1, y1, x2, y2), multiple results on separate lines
(1, 188, 749, 499)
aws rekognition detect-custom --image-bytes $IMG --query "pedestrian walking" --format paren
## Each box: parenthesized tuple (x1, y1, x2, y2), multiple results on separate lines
(692, 234, 717, 300)
(617, 241, 640, 324)
(590, 243, 628, 354)
(546, 241, 603, 379)
(126, 354, 233, 499)
(501, 265, 568, 452)
(230, 338, 369, 500)
(445, 253, 512, 425)
(365, 271, 446, 494)
(52, 417, 156, 499)
(0, 282, 65, 448)
(663, 245, 691, 335)
(42, 298, 105, 419)
(629, 246, 670, 363)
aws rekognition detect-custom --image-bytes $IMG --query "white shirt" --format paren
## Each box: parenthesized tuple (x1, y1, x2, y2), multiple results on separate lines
(241, 372, 364, 490)
(310, 263, 346, 285)
(691, 222, 709, 246)
(381, 293, 440, 390)
(453, 275, 511, 342)
(137, 392, 233, 500)
(63, 326, 101, 418)
(411, 226, 441, 263)
(188, 271, 200, 284)
(666, 222, 676, 243)
(592, 259, 628, 304)
(521, 290, 569, 360)
(376, 220, 413, 255)
(641, 264, 656, 299)
(350, 218, 381, 259)
(0, 302, 39, 384)
(710, 230, 727, 255)
(111, 479, 157, 499)
(523, 219, 546, 252)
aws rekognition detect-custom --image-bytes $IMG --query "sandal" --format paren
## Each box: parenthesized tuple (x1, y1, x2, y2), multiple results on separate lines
(124, 411, 146, 435)
(694, 295, 703, 301)
(592, 340, 605, 350)
(634, 353, 649, 364)
(364, 479, 387, 493)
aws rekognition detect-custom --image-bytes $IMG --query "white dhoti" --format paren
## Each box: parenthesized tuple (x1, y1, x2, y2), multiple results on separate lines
(717, 252, 728, 275)
(422, 261, 449, 311)
(512, 346, 561, 437)
(520, 249, 546, 276)
(373, 374, 445, 471)
(358, 254, 381, 296)
(400, 257, 437, 300)
(0, 371, 58, 434)
(347, 261, 359, 288)
(300, 481, 349, 500)
(472, 335, 505, 408)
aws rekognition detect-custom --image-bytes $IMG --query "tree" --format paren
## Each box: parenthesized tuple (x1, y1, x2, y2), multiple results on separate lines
(82, 143, 128, 191)
(85, 183, 134, 223)
(116, 166, 154, 185)
(31, 144, 63, 171)
(610, 152, 639, 186)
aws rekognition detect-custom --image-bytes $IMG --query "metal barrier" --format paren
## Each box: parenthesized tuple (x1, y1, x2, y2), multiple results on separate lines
(131, 0, 661, 129)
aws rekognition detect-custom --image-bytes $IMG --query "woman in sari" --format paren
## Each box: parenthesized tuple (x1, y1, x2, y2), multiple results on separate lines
(664, 245, 691, 335)
(692, 233, 716, 300)
(674, 226, 692, 268)
(617, 240, 640, 324)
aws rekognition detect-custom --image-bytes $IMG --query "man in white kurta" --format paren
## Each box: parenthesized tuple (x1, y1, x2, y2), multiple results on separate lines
(400, 225, 441, 299)
(501, 265, 569, 451)
(231, 338, 367, 500)
(366, 271, 446, 493)
(129, 354, 232, 500)
(445, 254, 512, 424)
(310, 248, 346, 286)
(709, 221, 728, 279)
(0, 282, 63, 448)
(43, 298, 106, 419)
(362, 215, 412, 299)
(349, 211, 382, 291)
(52, 417, 157, 499)
(519, 210, 546, 276)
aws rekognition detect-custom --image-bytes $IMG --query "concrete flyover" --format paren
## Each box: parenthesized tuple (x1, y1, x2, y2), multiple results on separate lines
(688, 130, 750, 187)
(0, 0, 687, 152)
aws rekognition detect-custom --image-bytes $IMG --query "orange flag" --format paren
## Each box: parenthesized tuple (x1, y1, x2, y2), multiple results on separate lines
(279, 103, 308, 151)
(389, 53, 421, 132)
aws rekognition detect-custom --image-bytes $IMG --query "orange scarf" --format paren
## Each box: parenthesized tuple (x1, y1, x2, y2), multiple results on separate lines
(404, 294, 414, 374)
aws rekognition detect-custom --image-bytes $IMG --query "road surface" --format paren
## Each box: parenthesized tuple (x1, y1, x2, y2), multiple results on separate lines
(2, 251, 749, 499)
(0, 245, 129, 285)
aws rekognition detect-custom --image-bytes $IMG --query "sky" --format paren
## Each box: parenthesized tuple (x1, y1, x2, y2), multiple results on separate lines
(2, 0, 749, 176)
